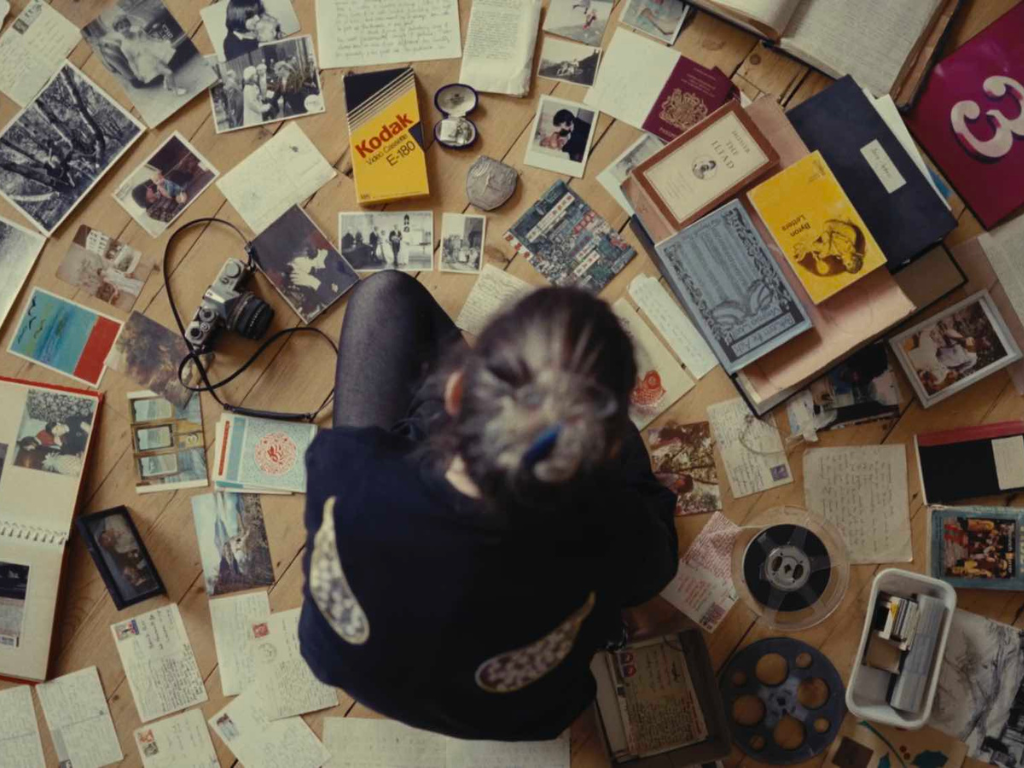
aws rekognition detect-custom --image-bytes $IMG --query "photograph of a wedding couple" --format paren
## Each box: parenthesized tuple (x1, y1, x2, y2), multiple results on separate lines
(208, 35, 324, 133)
(82, 0, 218, 128)
(525, 96, 597, 178)
(891, 291, 1022, 409)
(340, 212, 434, 272)
(112, 132, 219, 237)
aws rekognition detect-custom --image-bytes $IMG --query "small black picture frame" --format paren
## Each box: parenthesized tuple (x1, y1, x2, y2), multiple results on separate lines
(75, 506, 165, 610)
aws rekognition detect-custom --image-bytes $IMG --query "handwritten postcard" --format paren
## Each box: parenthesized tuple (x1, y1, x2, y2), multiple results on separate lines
(707, 398, 792, 499)
(36, 667, 123, 768)
(0, 685, 45, 768)
(210, 591, 271, 696)
(660, 512, 740, 632)
(0, 1, 79, 107)
(134, 708, 220, 768)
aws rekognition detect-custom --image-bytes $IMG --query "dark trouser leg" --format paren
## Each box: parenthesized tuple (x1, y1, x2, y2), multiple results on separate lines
(334, 271, 464, 429)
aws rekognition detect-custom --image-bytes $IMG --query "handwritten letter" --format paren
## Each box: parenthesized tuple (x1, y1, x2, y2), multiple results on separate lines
(460, 0, 542, 96)
(629, 275, 718, 379)
(455, 265, 535, 336)
(0, 685, 45, 768)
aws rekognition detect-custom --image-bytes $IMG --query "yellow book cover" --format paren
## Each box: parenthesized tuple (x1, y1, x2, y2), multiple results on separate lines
(344, 67, 430, 205)
(748, 150, 886, 304)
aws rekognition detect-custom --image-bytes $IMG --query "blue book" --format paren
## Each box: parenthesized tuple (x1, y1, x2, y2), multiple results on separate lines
(655, 200, 811, 374)
(928, 506, 1024, 590)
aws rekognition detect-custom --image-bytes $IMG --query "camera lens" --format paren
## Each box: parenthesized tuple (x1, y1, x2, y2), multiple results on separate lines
(230, 292, 274, 340)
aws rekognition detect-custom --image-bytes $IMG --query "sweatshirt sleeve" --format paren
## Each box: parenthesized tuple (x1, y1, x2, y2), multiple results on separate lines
(603, 424, 680, 607)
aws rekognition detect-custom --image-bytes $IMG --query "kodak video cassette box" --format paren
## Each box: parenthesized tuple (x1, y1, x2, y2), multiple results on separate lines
(344, 67, 430, 204)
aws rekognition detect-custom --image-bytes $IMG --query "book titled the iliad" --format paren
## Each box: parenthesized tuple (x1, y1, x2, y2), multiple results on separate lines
(343, 67, 430, 204)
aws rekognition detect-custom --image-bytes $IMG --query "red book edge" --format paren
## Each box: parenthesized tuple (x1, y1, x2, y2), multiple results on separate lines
(0, 375, 104, 685)
(916, 420, 1024, 448)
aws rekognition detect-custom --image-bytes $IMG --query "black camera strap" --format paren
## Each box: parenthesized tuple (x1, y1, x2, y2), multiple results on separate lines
(162, 217, 338, 423)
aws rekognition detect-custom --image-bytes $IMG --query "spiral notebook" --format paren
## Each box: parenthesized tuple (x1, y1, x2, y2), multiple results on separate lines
(0, 376, 102, 682)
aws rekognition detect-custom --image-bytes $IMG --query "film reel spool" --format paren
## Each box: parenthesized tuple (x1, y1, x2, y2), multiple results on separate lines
(719, 637, 846, 765)
(731, 507, 850, 632)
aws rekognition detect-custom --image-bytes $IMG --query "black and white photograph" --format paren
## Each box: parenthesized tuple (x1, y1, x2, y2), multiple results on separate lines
(14, 388, 98, 478)
(890, 290, 1022, 409)
(82, 0, 218, 128)
(542, 0, 614, 46)
(112, 131, 219, 237)
(200, 0, 301, 62)
(440, 213, 486, 274)
(75, 506, 166, 610)
(538, 37, 601, 87)
(524, 95, 598, 178)
(0, 561, 29, 648)
(339, 211, 434, 272)
(251, 205, 359, 323)
(207, 35, 324, 133)
(0, 62, 144, 237)
(0, 215, 45, 331)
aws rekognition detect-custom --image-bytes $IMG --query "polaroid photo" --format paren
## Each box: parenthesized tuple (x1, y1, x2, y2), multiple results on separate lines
(597, 134, 664, 216)
(0, 62, 144, 237)
(112, 131, 219, 238)
(8, 287, 122, 388)
(620, 0, 688, 44)
(339, 211, 434, 272)
(890, 290, 1023, 409)
(252, 205, 358, 323)
(440, 213, 486, 274)
(13, 388, 98, 478)
(525, 96, 598, 178)
(0, 561, 29, 648)
(0, 215, 45, 332)
(129, 390, 207, 494)
(75, 506, 166, 610)
(105, 311, 207, 409)
(207, 35, 325, 134)
(201, 0, 301, 62)
(543, 0, 613, 45)
(538, 37, 601, 87)
(57, 225, 153, 312)
(81, 0, 218, 128)
(191, 493, 275, 596)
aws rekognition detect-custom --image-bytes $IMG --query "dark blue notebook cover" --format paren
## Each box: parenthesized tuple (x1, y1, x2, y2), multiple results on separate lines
(787, 76, 956, 271)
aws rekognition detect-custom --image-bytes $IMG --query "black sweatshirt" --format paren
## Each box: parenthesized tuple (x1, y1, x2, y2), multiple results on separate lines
(298, 424, 678, 741)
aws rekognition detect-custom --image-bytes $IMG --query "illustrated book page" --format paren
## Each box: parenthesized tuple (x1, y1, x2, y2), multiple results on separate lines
(111, 604, 208, 723)
(459, 0, 542, 96)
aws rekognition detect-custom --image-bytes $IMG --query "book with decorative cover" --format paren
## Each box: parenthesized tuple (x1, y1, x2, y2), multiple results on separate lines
(0, 376, 102, 682)
(343, 67, 430, 204)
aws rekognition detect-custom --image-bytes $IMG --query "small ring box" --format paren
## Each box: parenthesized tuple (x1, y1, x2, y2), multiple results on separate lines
(434, 83, 479, 149)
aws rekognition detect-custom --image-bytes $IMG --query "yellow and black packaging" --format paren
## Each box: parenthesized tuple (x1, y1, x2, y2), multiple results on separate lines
(344, 67, 430, 204)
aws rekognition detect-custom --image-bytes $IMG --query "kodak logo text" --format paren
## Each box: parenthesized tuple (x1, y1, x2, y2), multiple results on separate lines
(356, 114, 414, 158)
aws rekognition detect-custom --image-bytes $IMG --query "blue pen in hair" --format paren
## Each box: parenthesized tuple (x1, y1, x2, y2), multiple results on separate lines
(523, 424, 561, 467)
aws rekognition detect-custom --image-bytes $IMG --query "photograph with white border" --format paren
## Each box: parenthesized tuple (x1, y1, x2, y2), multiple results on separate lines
(538, 37, 601, 87)
(440, 213, 486, 274)
(620, 0, 688, 44)
(0, 62, 144, 237)
(524, 95, 598, 178)
(543, 0, 613, 46)
(0, 216, 45, 332)
(339, 211, 434, 272)
(112, 131, 219, 238)
(597, 133, 664, 215)
(890, 290, 1022, 409)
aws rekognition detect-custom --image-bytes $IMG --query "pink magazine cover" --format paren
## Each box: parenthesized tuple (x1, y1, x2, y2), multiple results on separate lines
(906, 3, 1024, 228)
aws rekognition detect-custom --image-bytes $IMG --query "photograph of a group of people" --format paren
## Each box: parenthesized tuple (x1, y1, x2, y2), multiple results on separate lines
(340, 212, 434, 272)
(209, 34, 324, 133)
(942, 516, 1016, 580)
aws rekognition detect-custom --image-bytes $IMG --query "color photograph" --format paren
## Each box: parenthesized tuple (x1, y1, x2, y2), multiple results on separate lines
(0, 562, 29, 648)
(0, 62, 144, 236)
(538, 37, 601, 87)
(8, 288, 122, 387)
(82, 0, 218, 127)
(0, 216, 45, 332)
(941, 516, 1016, 581)
(647, 421, 722, 516)
(112, 132, 219, 238)
(525, 96, 597, 178)
(77, 506, 166, 609)
(620, 0, 688, 44)
(440, 213, 486, 274)
(891, 291, 1022, 408)
(340, 212, 434, 272)
(207, 35, 324, 133)
(542, 0, 613, 46)
(129, 390, 207, 493)
(13, 387, 98, 477)
(56, 225, 153, 312)
(200, 0, 301, 62)
(251, 205, 359, 323)
(192, 493, 275, 596)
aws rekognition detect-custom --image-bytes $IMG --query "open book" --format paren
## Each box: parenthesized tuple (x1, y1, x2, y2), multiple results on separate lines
(0, 377, 102, 682)
(689, 0, 959, 103)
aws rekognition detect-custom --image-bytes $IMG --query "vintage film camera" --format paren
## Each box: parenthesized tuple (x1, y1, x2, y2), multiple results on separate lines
(186, 258, 274, 352)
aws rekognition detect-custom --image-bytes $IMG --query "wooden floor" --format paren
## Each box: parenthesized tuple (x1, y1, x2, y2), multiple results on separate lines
(1, 0, 1020, 766)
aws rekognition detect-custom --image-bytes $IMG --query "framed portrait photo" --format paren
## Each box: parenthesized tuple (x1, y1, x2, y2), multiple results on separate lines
(889, 291, 1022, 409)
(75, 506, 166, 610)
